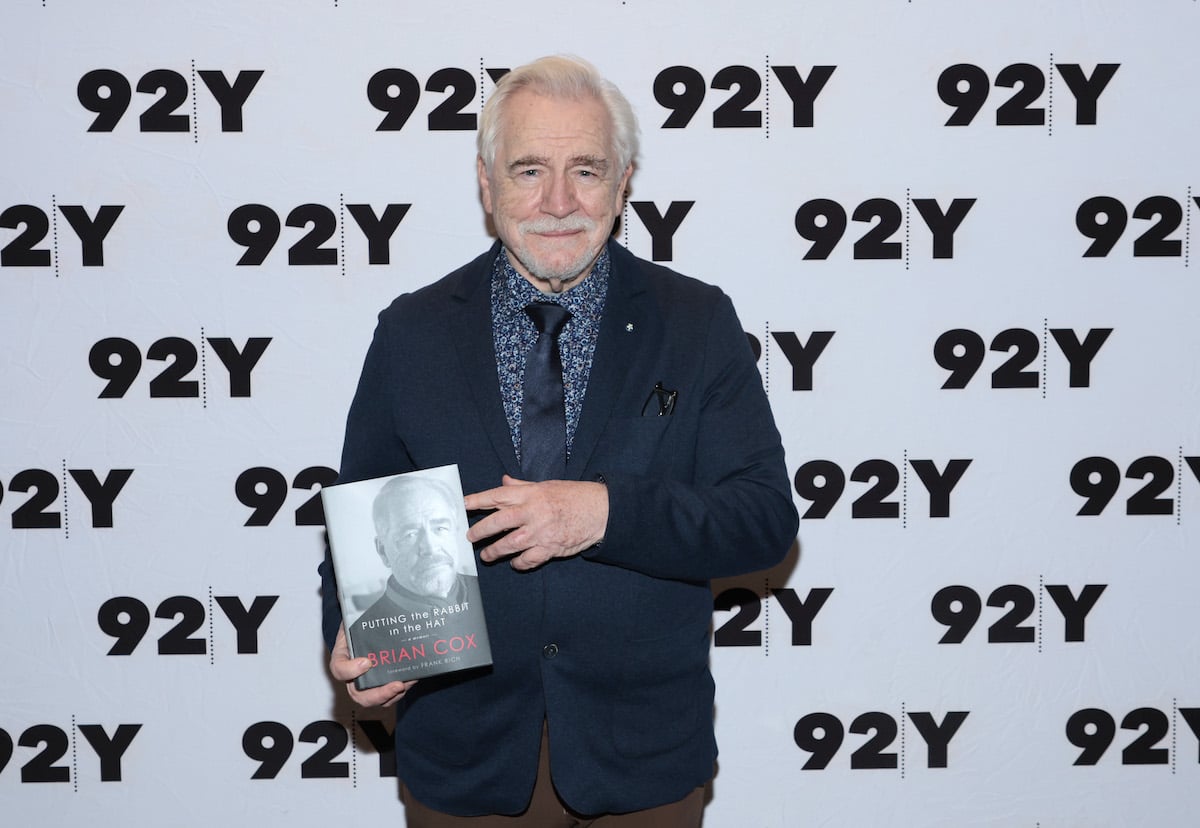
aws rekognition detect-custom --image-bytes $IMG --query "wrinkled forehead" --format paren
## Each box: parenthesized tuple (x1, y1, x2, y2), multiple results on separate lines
(376, 484, 455, 529)
(495, 90, 616, 157)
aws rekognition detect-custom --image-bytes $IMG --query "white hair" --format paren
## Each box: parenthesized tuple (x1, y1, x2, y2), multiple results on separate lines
(477, 55, 639, 174)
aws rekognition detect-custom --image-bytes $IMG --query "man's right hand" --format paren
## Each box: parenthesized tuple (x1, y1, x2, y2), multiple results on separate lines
(329, 622, 417, 707)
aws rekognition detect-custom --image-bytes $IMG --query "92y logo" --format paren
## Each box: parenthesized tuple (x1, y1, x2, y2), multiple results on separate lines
(938, 62, 1118, 127)
(97, 595, 278, 656)
(1077, 195, 1199, 258)
(228, 202, 410, 266)
(935, 327, 1111, 390)
(794, 198, 974, 261)
(793, 458, 971, 520)
(243, 719, 395, 780)
(368, 66, 509, 131)
(1, 204, 122, 268)
(713, 587, 833, 647)
(653, 64, 835, 128)
(0, 723, 141, 783)
(1071, 455, 1200, 517)
(89, 336, 270, 399)
(1068, 706, 1200, 767)
(236, 466, 338, 527)
(932, 583, 1106, 644)
(1, 468, 131, 530)
(77, 68, 262, 132)
(794, 710, 969, 771)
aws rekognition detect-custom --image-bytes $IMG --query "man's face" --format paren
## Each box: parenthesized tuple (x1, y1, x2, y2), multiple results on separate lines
(375, 488, 458, 599)
(478, 89, 632, 294)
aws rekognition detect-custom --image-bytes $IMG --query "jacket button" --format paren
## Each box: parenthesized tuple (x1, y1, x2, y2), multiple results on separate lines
(542, 643, 559, 659)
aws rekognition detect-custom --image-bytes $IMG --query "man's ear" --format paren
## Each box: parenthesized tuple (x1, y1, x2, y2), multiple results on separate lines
(375, 537, 388, 567)
(616, 163, 634, 204)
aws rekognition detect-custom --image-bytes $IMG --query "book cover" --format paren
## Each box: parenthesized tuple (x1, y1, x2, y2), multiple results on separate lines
(321, 464, 492, 690)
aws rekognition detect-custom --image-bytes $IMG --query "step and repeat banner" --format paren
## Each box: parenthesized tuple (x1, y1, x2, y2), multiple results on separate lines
(3, 2, 1199, 826)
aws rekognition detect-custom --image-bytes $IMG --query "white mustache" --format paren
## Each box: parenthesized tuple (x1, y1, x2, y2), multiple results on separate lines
(416, 551, 455, 571)
(519, 216, 596, 234)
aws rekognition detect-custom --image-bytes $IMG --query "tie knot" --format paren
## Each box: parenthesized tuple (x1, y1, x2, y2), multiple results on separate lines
(525, 302, 572, 338)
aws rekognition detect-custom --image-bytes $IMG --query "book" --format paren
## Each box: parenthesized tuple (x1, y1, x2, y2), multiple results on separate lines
(321, 464, 492, 690)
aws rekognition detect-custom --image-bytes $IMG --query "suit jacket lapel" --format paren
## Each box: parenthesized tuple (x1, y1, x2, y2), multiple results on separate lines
(449, 242, 522, 478)
(567, 242, 656, 479)
(448, 241, 657, 482)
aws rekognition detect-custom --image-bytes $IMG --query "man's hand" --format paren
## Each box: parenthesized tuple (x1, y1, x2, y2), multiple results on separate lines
(464, 475, 608, 571)
(329, 623, 416, 707)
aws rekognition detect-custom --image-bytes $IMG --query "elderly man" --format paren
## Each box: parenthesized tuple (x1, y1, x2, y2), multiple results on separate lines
(320, 55, 798, 825)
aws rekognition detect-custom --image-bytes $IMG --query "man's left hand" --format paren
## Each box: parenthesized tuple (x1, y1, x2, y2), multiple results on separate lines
(464, 475, 608, 570)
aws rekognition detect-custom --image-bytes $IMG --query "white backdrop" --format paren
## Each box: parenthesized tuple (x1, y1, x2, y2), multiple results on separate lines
(3, 2, 1199, 826)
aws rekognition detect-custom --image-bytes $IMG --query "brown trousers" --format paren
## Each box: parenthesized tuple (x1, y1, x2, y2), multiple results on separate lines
(400, 725, 706, 827)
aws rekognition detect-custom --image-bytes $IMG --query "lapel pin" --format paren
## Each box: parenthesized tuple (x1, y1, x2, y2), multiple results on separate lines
(625, 322, 634, 332)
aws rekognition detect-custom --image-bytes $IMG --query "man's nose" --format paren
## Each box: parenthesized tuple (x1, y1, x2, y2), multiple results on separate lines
(541, 173, 578, 217)
(414, 527, 435, 555)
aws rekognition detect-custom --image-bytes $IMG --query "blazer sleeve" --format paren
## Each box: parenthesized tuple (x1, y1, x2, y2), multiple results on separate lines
(319, 306, 417, 651)
(585, 291, 798, 582)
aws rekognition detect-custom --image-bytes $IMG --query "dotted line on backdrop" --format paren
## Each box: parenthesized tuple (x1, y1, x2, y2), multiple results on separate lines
(62, 459, 70, 539)
(1037, 574, 1044, 653)
(351, 710, 360, 787)
(1185, 185, 1192, 268)
(905, 188, 911, 271)
(191, 60, 199, 144)
(1178, 446, 1184, 527)
(762, 577, 771, 656)
(1042, 318, 1048, 399)
(765, 55, 771, 139)
(71, 714, 79, 792)
(1047, 53, 1054, 137)
(208, 587, 216, 665)
(52, 193, 60, 278)
(1172, 698, 1179, 774)
(764, 320, 771, 394)
(201, 325, 208, 408)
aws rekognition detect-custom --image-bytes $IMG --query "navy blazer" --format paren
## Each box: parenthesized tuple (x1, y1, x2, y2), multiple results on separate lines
(321, 240, 798, 816)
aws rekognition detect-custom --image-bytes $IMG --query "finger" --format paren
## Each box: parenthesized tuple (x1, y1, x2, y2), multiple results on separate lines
(330, 653, 372, 681)
(329, 625, 373, 680)
(348, 679, 416, 708)
(467, 513, 510, 545)
(329, 644, 372, 680)
(464, 475, 534, 511)
(467, 501, 535, 544)
(478, 525, 536, 562)
(508, 547, 551, 571)
(463, 485, 507, 512)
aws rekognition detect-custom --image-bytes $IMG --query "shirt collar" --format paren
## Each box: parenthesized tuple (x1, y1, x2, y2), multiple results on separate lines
(494, 246, 609, 323)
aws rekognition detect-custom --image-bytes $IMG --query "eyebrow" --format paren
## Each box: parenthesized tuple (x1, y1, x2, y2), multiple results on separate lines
(507, 155, 610, 173)
(393, 514, 454, 530)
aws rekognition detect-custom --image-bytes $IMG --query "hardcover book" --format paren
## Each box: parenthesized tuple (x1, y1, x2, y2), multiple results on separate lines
(321, 464, 492, 690)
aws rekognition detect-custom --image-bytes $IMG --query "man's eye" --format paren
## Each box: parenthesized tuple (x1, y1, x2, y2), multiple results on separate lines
(520, 169, 539, 177)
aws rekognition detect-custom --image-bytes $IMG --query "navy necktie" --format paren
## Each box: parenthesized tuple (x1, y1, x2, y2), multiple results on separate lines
(521, 302, 572, 481)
